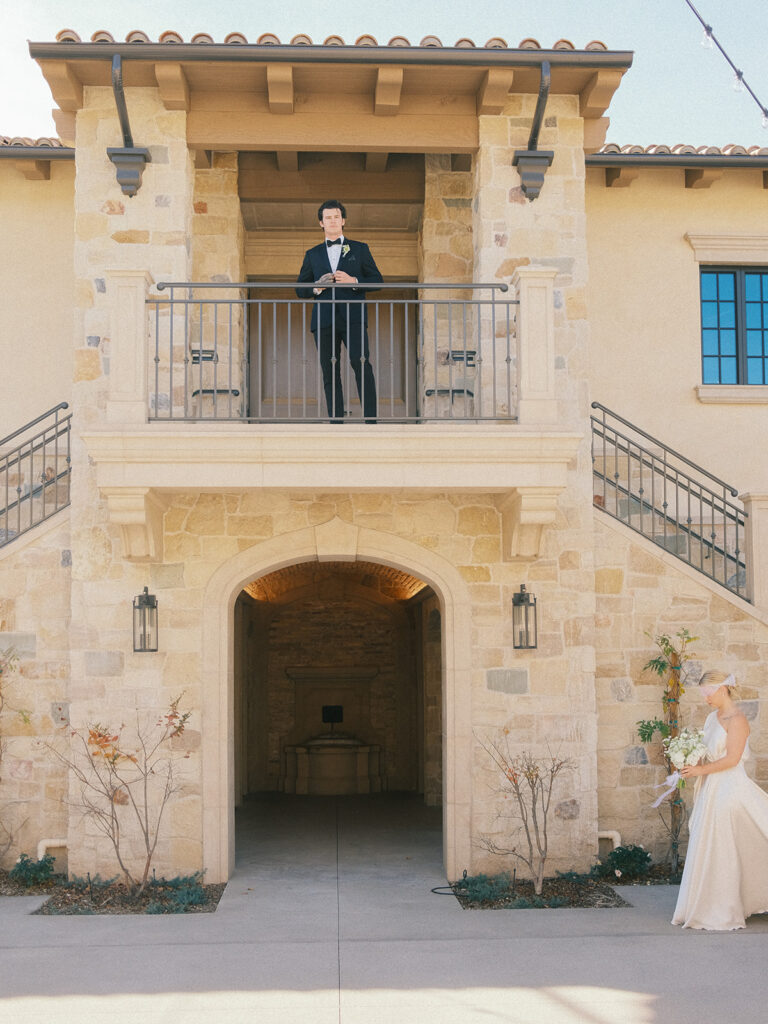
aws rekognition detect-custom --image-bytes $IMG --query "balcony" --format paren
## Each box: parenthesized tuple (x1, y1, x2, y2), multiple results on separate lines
(147, 281, 517, 424)
(81, 266, 582, 562)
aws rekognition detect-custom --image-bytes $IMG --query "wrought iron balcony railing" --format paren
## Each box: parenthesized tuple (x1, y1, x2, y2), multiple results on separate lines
(147, 281, 518, 423)
(0, 403, 72, 548)
(591, 402, 747, 599)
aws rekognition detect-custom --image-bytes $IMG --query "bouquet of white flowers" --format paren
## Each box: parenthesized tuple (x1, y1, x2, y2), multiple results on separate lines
(651, 727, 708, 807)
(663, 727, 708, 773)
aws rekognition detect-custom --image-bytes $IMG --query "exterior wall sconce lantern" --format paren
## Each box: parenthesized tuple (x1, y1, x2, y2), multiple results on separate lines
(133, 587, 158, 652)
(512, 584, 537, 650)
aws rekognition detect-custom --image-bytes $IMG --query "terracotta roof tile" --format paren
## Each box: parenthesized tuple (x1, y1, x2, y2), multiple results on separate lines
(1, 135, 66, 148)
(599, 143, 768, 157)
(46, 29, 618, 50)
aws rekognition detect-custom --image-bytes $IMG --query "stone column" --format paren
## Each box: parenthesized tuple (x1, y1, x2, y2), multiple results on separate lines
(470, 94, 600, 872)
(513, 266, 557, 424)
(472, 95, 591, 429)
(67, 85, 197, 880)
(742, 493, 768, 610)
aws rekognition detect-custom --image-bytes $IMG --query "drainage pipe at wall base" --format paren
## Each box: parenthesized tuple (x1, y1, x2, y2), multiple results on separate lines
(37, 838, 67, 861)
(597, 830, 622, 851)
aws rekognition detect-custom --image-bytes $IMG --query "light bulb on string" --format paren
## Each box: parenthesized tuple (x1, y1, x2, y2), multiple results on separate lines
(700, 26, 714, 49)
(732, 71, 745, 93)
(762, 111, 768, 130)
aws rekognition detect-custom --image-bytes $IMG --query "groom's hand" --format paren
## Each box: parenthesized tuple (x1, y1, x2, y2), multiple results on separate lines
(314, 272, 335, 294)
(333, 270, 358, 284)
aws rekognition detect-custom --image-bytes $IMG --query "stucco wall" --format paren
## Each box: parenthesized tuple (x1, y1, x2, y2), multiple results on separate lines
(0, 161, 74, 436)
(585, 166, 768, 494)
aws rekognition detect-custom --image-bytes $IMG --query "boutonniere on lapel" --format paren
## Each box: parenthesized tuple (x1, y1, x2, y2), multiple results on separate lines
(341, 244, 350, 258)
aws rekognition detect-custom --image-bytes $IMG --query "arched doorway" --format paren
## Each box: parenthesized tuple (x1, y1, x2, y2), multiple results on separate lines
(200, 519, 473, 882)
(233, 561, 442, 805)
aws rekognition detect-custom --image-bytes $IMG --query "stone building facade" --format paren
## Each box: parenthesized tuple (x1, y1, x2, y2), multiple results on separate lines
(1, 30, 767, 884)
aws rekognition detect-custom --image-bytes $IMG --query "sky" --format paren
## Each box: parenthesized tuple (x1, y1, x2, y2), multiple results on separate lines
(1, 0, 767, 147)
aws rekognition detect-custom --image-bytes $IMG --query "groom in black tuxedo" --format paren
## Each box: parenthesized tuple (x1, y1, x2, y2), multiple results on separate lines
(296, 200, 381, 421)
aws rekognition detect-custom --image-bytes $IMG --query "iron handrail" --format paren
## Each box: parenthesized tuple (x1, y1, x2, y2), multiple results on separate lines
(0, 402, 70, 448)
(155, 281, 512, 293)
(591, 422, 744, 520)
(590, 401, 738, 497)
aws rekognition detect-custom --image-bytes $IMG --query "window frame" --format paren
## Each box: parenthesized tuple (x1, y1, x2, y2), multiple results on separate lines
(700, 265, 768, 386)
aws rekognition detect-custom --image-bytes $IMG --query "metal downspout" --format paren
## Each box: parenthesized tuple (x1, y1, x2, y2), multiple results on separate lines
(512, 60, 554, 201)
(106, 55, 151, 198)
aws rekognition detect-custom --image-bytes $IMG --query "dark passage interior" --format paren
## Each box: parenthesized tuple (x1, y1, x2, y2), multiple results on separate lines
(233, 560, 443, 807)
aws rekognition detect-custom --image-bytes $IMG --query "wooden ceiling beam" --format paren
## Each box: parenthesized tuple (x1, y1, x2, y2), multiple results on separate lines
(374, 67, 403, 116)
(154, 62, 190, 111)
(52, 109, 76, 147)
(12, 159, 51, 180)
(188, 109, 476, 153)
(276, 150, 299, 172)
(579, 70, 624, 118)
(239, 154, 424, 202)
(365, 152, 389, 173)
(36, 60, 83, 111)
(476, 69, 514, 115)
(267, 64, 294, 114)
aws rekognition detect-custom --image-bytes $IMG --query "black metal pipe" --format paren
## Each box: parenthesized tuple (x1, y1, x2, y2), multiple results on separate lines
(0, 146, 74, 160)
(527, 60, 551, 151)
(587, 154, 768, 168)
(111, 54, 134, 148)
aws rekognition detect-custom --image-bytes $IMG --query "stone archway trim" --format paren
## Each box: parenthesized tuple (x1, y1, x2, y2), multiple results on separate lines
(200, 517, 473, 882)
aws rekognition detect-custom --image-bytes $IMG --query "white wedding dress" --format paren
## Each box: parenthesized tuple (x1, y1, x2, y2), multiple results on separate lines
(672, 710, 768, 930)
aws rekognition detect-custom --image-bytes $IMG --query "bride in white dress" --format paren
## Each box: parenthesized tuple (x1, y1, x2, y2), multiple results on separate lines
(672, 670, 768, 930)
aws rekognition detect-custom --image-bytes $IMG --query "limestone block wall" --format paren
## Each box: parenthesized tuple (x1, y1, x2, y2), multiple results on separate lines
(62, 86, 203, 881)
(73, 86, 193, 428)
(418, 155, 476, 417)
(0, 517, 71, 868)
(181, 154, 246, 419)
(594, 513, 768, 862)
(157, 486, 600, 879)
(473, 94, 590, 430)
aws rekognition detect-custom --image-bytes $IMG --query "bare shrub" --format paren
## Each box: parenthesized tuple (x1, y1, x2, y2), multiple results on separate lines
(45, 696, 191, 896)
(477, 734, 575, 895)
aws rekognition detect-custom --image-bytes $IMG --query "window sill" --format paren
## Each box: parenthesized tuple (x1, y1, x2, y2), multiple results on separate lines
(695, 385, 768, 405)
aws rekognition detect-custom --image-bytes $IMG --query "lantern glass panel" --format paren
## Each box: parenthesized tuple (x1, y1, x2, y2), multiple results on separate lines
(133, 590, 158, 652)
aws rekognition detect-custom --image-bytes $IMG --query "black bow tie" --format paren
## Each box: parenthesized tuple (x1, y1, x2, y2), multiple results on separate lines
(326, 238, 342, 247)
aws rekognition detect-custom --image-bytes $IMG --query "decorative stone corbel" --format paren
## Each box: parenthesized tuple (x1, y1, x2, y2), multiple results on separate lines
(102, 487, 165, 561)
(499, 488, 562, 559)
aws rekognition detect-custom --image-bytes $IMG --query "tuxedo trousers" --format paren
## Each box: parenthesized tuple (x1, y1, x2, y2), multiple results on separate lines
(313, 322, 377, 421)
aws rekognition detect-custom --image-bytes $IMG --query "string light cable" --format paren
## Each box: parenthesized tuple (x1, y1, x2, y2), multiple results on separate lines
(683, 0, 768, 129)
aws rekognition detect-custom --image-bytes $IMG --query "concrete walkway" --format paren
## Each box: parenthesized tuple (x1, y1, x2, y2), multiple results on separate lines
(2, 793, 768, 1024)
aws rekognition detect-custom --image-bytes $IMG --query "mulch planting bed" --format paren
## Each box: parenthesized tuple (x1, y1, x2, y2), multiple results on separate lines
(450, 864, 683, 910)
(0, 870, 226, 915)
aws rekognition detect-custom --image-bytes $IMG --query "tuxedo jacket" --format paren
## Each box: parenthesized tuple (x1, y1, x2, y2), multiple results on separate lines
(296, 238, 383, 333)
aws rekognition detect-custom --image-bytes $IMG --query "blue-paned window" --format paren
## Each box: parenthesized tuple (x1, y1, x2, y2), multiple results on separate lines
(700, 268, 768, 385)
